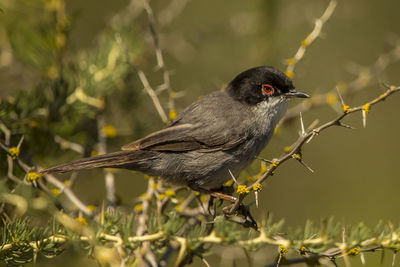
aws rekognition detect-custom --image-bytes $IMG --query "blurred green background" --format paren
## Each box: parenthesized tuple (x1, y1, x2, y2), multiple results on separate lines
(1, 0, 400, 266)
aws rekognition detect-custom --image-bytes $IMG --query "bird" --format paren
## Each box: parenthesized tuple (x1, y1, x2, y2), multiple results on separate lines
(41, 66, 309, 193)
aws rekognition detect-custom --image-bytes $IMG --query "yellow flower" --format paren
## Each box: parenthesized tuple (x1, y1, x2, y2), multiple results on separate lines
(363, 103, 371, 115)
(27, 172, 41, 182)
(91, 150, 99, 157)
(236, 185, 250, 195)
(169, 109, 178, 120)
(342, 104, 351, 114)
(103, 124, 117, 138)
(270, 161, 280, 168)
(274, 126, 281, 135)
(76, 217, 88, 226)
(284, 146, 292, 153)
(347, 247, 360, 256)
(299, 245, 307, 254)
(158, 194, 166, 200)
(279, 245, 288, 255)
(9, 147, 20, 159)
(165, 189, 176, 198)
(253, 183, 262, 192)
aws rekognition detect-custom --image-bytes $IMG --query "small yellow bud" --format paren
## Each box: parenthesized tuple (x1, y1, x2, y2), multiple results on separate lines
(224, 180, 234, 187)
(175, 205, 182, 212)
(165, 189, 176, 198)
(76, 217, 88, 226)
(236, 185, 250, 195)
(150, 181, 158, 189)
(87, 205, 97, 211)
(363, 103, 371, 115)
(301, 40, 309, 47)
(9, 147, 20, 159)
(52, 188, 61, 196)
(287, 58, 295, 65)
(293, 153, 301, 160)
(63, 180, 72, 187)
(247, 176, 256, 182)
(170, 91, 177, 98)
(28, 120, 39, 127)
(200, 195, 209, 203)
(253, 183, 262, 192)
(135, 204, 143, 212)
(390, 85, 397, 90)
(158, 194, 166, 200)
(274, 126, 281, 135)
(91, 150, 99, 157)
(103, 124, 117, 138)
(260, 163, 267, 173)
(284, 146, 292, 153)
(169, 109, 178, 120)
(326, 92, 338, 106)
(342, 104, 351, 114)
(27, 172, 41, 182)
(285, 70, 294, 79)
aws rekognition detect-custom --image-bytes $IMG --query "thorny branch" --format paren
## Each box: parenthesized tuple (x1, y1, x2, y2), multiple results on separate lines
(229, 85, 400, 213)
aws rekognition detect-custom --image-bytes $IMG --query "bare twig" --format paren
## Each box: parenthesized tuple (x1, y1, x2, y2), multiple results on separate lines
(115, 33, 169, 124)
(143, 0, 176, 117)
(285, 0, 337, 78)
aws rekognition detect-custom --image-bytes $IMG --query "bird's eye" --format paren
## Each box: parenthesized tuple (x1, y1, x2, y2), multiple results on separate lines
(262, 84, 274, 96)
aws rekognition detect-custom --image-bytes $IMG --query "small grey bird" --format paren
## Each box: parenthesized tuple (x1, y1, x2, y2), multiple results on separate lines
(41, 66, 309, 191)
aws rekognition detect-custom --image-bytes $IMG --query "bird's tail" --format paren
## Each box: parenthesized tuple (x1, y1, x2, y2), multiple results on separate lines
(40, 150, 154, 175)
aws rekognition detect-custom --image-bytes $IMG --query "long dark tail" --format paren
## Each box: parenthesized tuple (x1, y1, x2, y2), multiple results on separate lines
(40, 150, 154, 174)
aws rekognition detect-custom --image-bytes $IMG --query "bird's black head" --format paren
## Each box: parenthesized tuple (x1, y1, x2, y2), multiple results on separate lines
(226, 66, 309, 105)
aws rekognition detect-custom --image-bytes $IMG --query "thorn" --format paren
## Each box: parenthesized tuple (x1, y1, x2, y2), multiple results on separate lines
(337, 121, 356, 130)
(306, 132, 316, 144)
(256, 156, 273, 164)
(255, 191, 259, 207)
(362, 110, 367, 128)
(392, 250, 397, 267)
(201, 256, 211, 267)
(360, 252, 366, 265)
(299, 112, 306, 136)
(295, 158, 314, 173)
(336, 86, 345, 105)
(228, 169, 239, 185)
(17, 136, 25, 148)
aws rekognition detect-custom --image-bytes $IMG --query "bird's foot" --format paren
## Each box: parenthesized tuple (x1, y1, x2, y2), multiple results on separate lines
(222, 203, 258, 230)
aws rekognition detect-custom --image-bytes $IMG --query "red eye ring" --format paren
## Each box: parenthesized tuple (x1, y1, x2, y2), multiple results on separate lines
(262, 84, 274, 95)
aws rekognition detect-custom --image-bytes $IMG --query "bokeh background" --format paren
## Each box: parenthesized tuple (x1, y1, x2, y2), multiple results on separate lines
(1, 0, 400, 266)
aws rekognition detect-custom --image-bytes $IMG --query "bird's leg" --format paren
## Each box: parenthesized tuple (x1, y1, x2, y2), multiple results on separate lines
(188, 185, 237, 203)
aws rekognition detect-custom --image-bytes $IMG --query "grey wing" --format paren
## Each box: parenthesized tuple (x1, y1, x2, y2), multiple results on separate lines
(121, 123, 247, 152)
(122, 90, 249, 152)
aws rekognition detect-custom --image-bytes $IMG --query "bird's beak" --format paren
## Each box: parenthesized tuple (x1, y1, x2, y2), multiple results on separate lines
(284, 88, 310, 98)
